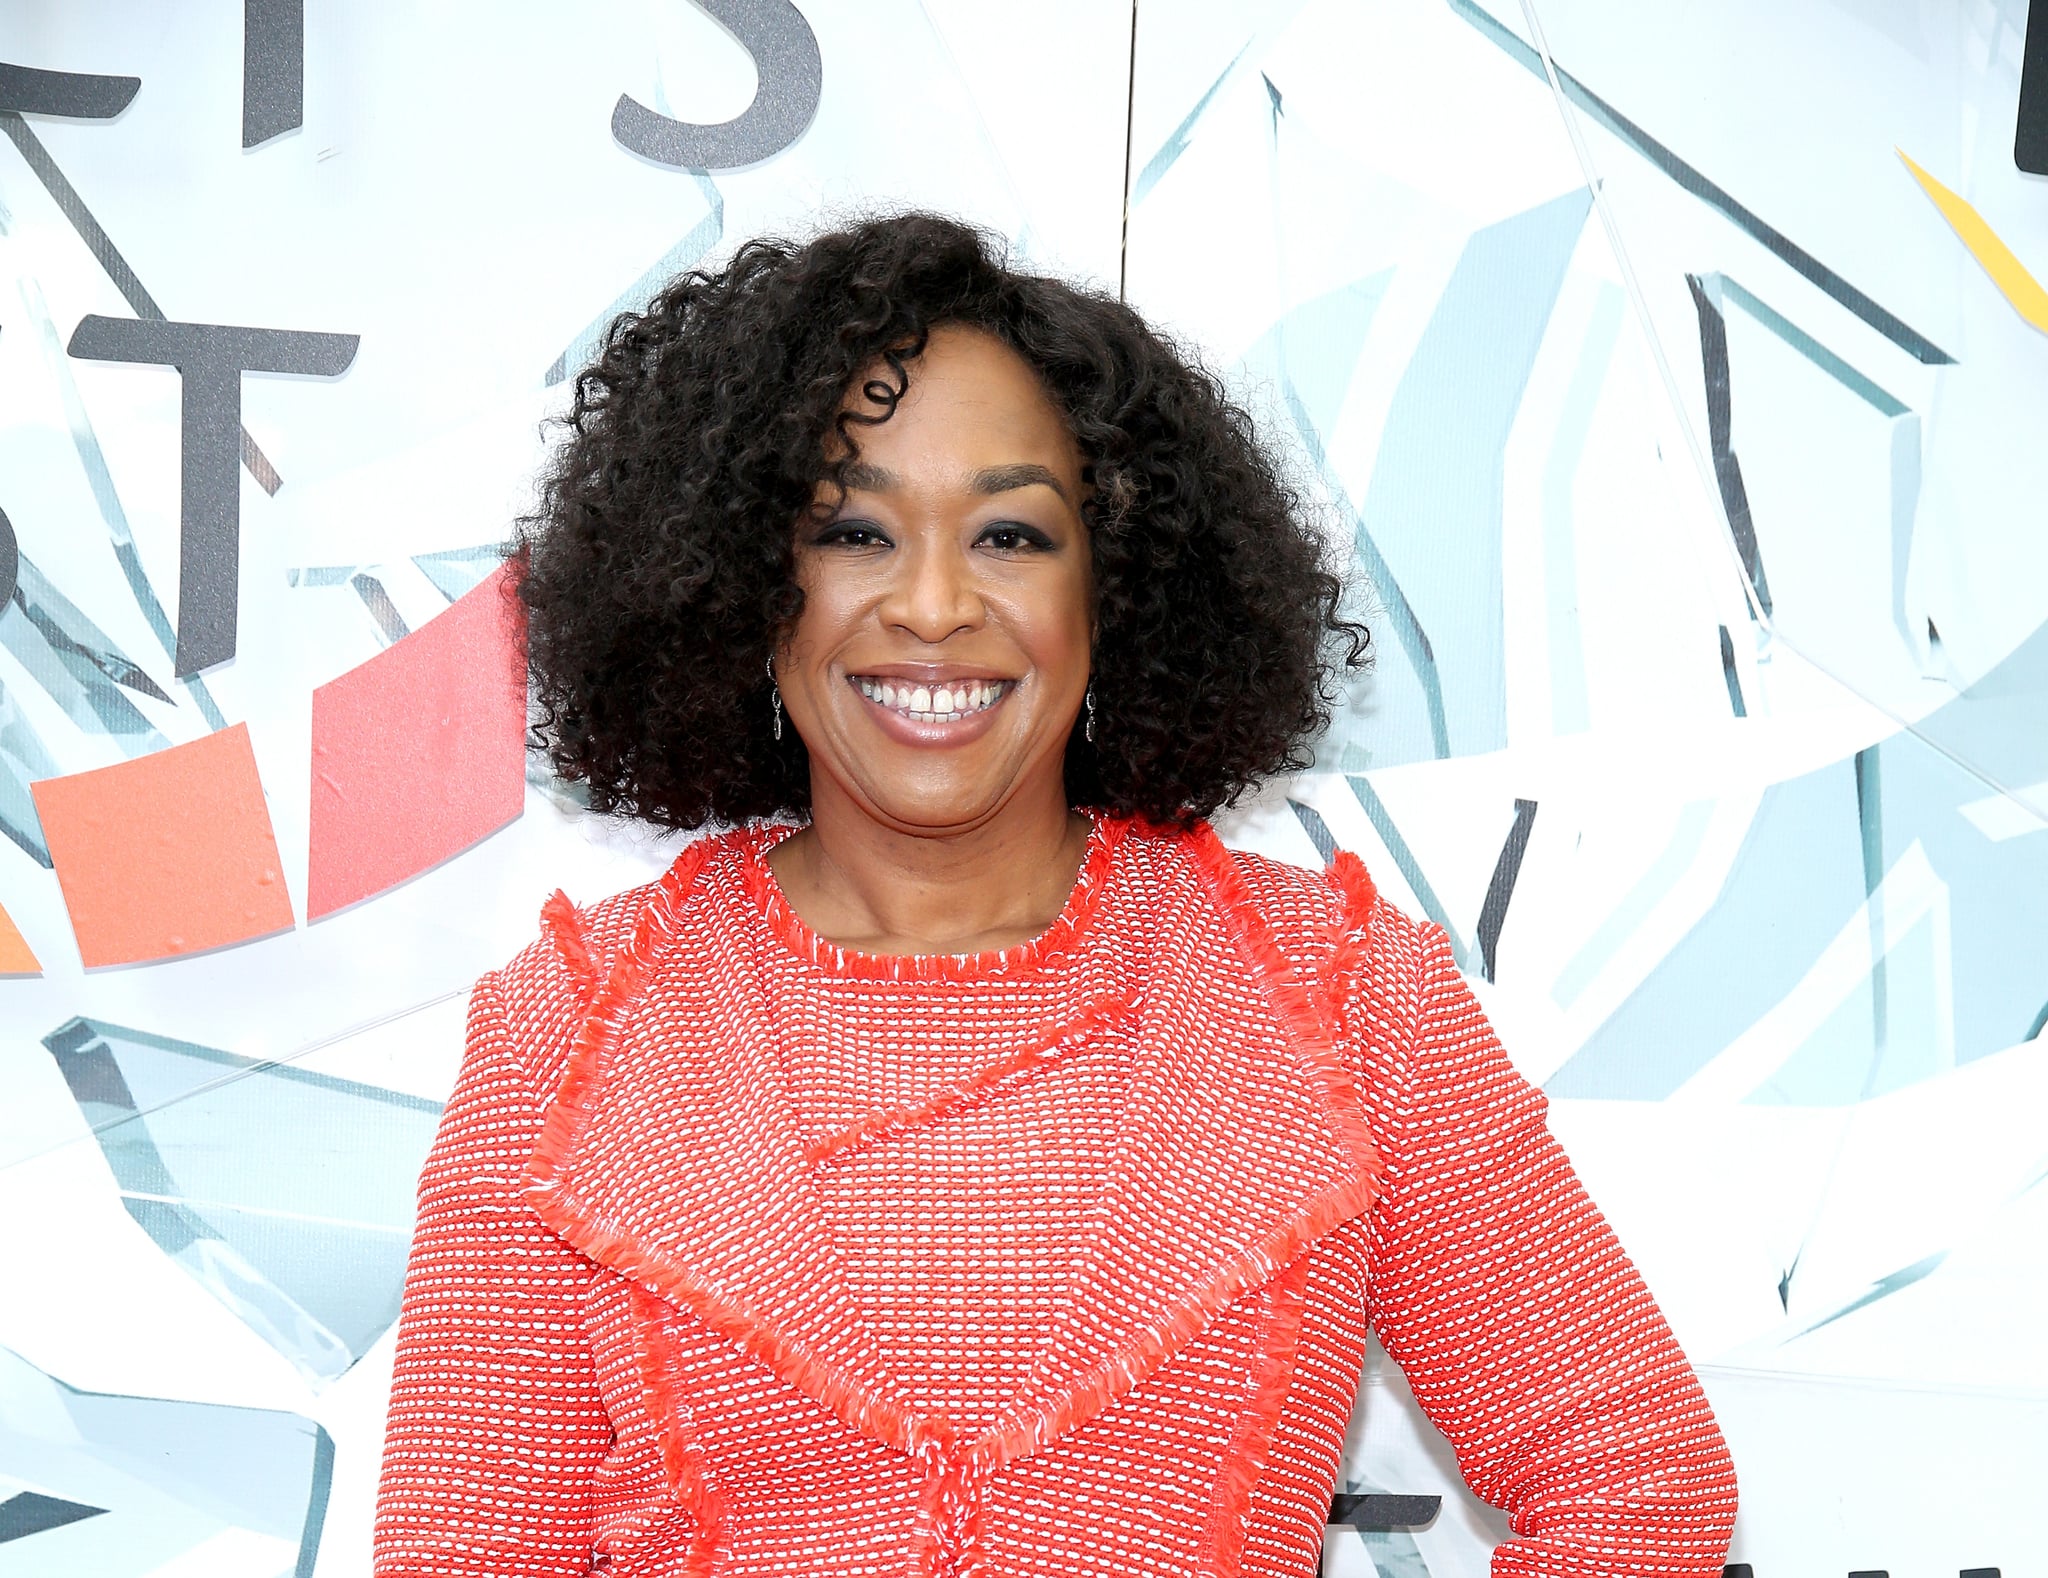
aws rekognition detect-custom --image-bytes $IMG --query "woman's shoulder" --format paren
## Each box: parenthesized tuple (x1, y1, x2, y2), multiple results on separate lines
(1134, 822, 1441, 1088)
(488, 827, 757, 1017)
(1152, 819, 1436, 989)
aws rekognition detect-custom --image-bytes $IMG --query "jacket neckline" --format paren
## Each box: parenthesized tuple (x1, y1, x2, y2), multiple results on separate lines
(735, 812, 1129, 982)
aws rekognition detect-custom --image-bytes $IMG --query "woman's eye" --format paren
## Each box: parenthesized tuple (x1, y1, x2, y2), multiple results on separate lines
(818, 521, 890, 548)
(979, 522, 1053, 552)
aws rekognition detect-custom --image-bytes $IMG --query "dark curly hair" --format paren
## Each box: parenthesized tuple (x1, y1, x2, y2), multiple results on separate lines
(514, 211, 1367, 830)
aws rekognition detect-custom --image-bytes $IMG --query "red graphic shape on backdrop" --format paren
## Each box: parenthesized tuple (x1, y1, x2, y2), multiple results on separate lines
(0, 900, 40, 975)
(308, 564, 526, 920)
(33, 723, 296, 967)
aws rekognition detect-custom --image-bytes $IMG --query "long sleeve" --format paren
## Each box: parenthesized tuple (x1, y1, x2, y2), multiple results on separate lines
(1360, 923, 1738, 1577)
(373, 971, 612, 1577)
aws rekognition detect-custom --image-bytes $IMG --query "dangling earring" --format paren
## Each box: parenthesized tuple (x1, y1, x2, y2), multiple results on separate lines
(767, 656, 783, 742)
(1083, 683, 1096, 744)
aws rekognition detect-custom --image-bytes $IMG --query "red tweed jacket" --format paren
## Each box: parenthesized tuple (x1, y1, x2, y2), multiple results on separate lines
(373, 818, 1736, 1577)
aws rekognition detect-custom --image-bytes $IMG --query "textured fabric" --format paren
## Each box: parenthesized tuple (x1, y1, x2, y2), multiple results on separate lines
(374, 817, 1736, 1577)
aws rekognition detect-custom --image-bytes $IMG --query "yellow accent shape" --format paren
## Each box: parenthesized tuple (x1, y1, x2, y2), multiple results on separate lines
(0, 900, 40, 975)
(1897, 148, 2048, 335)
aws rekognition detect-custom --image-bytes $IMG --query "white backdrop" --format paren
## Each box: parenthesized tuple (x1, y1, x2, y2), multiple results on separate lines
(1, 3, 2043, 1575)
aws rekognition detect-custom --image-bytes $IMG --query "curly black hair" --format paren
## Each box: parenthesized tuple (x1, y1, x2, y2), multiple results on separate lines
(514, 211, 1367, 830)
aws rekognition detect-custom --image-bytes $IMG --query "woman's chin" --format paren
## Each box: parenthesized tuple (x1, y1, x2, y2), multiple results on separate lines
(857, 794, 1012, 838)
(833, 769, 1039, 839)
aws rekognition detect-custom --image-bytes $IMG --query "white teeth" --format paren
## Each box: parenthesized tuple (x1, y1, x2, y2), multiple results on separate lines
(854, 677, 1008, 721)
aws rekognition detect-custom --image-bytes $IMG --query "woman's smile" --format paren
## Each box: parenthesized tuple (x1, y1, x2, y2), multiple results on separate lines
(847, 670, 1017, 735)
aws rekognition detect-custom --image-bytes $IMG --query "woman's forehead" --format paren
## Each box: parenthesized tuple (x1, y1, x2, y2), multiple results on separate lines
(829, 329, 1083, 490)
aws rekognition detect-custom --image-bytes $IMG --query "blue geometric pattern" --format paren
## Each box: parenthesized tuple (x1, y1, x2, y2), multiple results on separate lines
(42, 1019, 443, 1383)
(1550, 654, 2048, 1101)
(0, 1346, 330, 1578)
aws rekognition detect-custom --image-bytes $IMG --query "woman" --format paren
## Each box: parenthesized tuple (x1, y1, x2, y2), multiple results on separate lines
(373, 213, 1736, 1577)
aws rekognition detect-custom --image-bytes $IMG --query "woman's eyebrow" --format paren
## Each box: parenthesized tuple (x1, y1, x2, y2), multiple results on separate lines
(837, 460, 1071, 504)
(839, 459, 896, 493)
(971, 463, 1069, 503)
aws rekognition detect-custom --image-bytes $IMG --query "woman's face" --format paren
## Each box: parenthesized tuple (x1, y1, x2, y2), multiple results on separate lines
(778, 324, 1092, 839)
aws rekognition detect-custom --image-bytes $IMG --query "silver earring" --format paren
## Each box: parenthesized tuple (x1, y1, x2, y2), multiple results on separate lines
(767, 656, 782, 742)
(1083, 683, 1096, 743)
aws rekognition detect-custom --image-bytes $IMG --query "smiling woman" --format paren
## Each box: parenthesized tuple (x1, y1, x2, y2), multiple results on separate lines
(372, 214, 1737, 1578)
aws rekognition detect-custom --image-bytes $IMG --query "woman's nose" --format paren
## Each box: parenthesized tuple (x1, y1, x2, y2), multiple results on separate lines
(880, 538, 984, 642)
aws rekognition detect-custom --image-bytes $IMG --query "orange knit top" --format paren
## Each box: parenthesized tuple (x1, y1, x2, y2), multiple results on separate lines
(372, 816, 1736, 1577)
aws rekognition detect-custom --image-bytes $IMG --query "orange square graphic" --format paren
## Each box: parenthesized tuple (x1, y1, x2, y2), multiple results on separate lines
(33, 723, 296, 967)
(308, 564, 527, 920)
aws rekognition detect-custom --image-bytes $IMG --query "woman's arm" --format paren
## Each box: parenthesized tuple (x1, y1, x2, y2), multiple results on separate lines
(373, 972, 612, 1578)
(1360, 922, 1737, 1577)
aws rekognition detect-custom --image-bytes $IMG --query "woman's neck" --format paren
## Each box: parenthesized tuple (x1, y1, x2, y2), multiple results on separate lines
(765, 788, 1093, 957)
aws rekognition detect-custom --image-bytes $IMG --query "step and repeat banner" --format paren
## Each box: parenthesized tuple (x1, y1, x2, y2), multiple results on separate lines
(1, 2, 2043, 1575)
